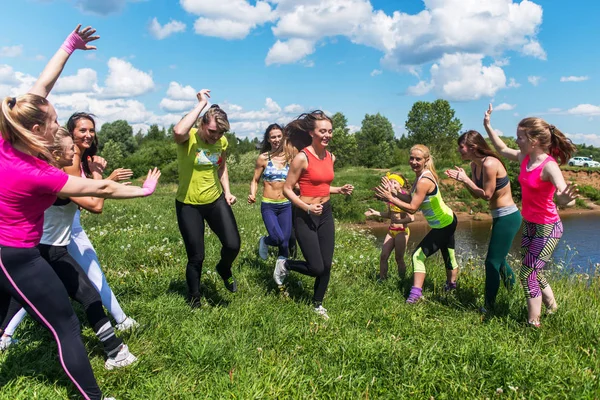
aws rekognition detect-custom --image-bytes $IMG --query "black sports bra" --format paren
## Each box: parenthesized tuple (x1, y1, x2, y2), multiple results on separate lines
(473, 159, 509, 192)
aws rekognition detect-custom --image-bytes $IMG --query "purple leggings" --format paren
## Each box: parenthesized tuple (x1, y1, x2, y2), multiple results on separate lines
(261, 201, 292, 258)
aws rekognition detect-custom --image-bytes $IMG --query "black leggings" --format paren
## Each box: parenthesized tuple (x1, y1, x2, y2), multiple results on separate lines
(0, 246, 102, 400)
(286, 202, 335, 303)
(176, 194, 241, 297)
(412, 214, 459, 273)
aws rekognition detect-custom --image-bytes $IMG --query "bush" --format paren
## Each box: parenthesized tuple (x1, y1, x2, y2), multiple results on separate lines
(228, 151, 259, 183)
(123, 140, 177, 179)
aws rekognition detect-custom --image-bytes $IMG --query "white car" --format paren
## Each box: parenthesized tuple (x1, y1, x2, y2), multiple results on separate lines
(568, 156, 600, 167)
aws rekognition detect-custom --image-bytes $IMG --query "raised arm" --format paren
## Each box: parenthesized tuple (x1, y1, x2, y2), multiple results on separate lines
(29, 24, 99, 98)
(173, 89, 210, 144)
(483, 104, 520, 162)
(59, 168, 160, 199)
(248, 154, 266, 204)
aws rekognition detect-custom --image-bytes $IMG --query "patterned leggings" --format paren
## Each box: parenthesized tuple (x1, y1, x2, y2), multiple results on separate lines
(519, 219, 563, 299)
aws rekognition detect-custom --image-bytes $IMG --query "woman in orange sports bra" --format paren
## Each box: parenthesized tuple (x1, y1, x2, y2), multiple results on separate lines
(365, 172, 414, 281)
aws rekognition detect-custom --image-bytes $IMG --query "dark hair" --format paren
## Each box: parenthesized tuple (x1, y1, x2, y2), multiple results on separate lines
(260, 123, 285, 153)
(458, 130, 505, 167)
(199, 104, 230, 133)
(67, 112, 98, 176)
(284, 110, 332, 152)
(518, 118, 576, 165)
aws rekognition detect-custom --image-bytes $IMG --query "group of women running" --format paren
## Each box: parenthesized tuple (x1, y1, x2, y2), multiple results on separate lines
(0, 23, 578, 400)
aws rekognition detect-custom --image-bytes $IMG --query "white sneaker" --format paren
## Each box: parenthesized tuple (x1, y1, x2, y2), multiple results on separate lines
(273, 256, 288, 285)
(0, 336, 17, 351)
(103, 398, 117, 400)
(313, 305, 330, 320)
(105, 344, 138, 370)
(115, 316, 139, 331)
(258, 236, 268, 260)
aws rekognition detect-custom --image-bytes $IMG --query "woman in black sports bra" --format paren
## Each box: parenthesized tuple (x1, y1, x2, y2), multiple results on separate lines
(445, 128, 522, 313)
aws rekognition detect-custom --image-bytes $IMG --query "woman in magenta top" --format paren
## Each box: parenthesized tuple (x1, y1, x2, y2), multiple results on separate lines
(483, 104, 577, 327)
(0, 25, 160, 400)
(272, 111, 354, 320)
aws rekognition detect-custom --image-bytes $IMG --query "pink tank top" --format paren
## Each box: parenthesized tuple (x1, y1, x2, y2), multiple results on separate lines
(518, 155, 559, 224)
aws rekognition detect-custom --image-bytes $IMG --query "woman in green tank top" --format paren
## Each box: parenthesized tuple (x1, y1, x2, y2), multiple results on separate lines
(375, 145, 459, 303)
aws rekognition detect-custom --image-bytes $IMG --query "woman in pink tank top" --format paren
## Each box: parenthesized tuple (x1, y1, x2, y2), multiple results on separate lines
(483, 104, 577, 327)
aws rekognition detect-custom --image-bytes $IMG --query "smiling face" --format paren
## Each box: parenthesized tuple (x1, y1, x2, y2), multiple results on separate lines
(57, 136, 76, 167)
(268, 128, 283, 151)
(310, 119, 333, 148)
(73, 117, 96, 151)
(409, 149, 426, 174)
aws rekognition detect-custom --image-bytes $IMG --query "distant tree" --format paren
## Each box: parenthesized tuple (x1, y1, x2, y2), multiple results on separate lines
(355, 113, 395, 168)
(100, 139, 125, 175)
(328, 112, 357, 167)
(98, 120, 137, 155)
(331, 112, 348, 132)
(134, 129, 144, 147)
(146, 124, 166, 141)
(404, 99, 462, 167)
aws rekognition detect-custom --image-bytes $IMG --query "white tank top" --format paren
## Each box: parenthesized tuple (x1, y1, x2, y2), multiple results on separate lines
(40, 199, 78, 246)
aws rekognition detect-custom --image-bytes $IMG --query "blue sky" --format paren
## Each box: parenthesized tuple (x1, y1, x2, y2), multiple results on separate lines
(1, 0, 600, 146)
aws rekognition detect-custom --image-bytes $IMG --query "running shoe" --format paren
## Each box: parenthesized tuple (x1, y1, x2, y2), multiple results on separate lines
(0, 336, 18, 351)
(223, 276, 238, 293)
(273, 256, 288, 285)
(115, 317, 139, 331)
(444, 281, 457, 292)
(105, 344, 138, 370)
(258, 236, 268, 260)
(313, 305, 330, 320)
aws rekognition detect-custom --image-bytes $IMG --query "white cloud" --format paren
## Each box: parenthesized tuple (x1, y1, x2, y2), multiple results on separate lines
(54, 68, 98, 94)
(521, 39, 546, 60)
(102, 57, 154, 98)
(283, 104, 304, 114)
(567, 104, 600, 116)
(182, 0, 275, 40)
(348, 125, 360, 134)
(560, 75, 589, 82)
(408, 53, 506, 101)
(528, 75, 542, 86)
(566, 133, 600, 147)
(0, 45, 23, 58)
(34, 55, 46, 61)
(507, 78, 521, 88)
(547, 107, 562, 113)
(266, 39, 316, 65)
(494, 103, 516, 111)
(166, 81, 197, 100)
(371, 69, 382, 76)
(148, 18, 186, 40)
(159, 98, 196, 112)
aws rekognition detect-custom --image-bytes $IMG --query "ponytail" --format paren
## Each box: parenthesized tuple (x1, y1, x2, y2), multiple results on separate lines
(518, 118, 576, 165)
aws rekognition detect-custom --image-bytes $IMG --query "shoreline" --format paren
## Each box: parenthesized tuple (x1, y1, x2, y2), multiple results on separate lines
(350, 206, 600, 230)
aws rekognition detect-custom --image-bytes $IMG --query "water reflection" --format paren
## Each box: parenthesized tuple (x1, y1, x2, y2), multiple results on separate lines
(370, 213, 599, 272)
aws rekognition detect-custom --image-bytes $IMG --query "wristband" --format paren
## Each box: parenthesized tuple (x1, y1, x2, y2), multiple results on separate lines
(60, 31, 87, 55)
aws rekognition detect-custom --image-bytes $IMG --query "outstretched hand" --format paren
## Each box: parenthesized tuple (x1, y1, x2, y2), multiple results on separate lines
(197, 89, 211, 103)
(75, 24, 100, 50)
(364, 208, 378, 217)
(108, 168, 134, 182)
(373, 183, 392, 201)
(556, 182, 578, 206)
(141, 167, 161, 197)
(339, 184, 354, 195)
(445, 166, 467, 182)
(484, 103, 493, 126)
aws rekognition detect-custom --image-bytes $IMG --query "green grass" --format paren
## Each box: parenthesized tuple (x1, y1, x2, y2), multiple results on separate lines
(1, 183, 599, 399)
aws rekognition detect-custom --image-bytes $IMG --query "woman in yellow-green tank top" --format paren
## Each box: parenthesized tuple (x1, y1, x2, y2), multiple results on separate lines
(375, 144, 459, 304)
(172, 90, 240, 308)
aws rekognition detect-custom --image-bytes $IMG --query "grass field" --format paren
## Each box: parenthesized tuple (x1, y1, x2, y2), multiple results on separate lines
(1, 178, 599, 399)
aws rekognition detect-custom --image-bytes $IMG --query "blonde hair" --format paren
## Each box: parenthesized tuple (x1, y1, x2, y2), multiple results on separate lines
(0, 94, 55, 165)
(48, 127, 73, 160)
(410, 144, 439, 182)
(518, 117, 576, 165)
(199, 104, 230, 134)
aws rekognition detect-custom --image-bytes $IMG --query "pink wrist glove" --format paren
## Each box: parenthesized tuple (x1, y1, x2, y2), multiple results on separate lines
(141, 178, 158, 197)
(61, 31, 87, 55)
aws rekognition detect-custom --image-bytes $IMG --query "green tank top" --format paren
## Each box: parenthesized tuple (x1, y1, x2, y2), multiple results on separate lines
(413, 170, 454, 229)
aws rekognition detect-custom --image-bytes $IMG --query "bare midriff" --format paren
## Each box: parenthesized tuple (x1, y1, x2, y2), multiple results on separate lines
(263, 181, 287, 201)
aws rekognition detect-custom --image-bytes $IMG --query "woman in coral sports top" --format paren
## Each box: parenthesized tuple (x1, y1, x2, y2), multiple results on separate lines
(484, 104, 577, 327)
(273, 111, 354, 320)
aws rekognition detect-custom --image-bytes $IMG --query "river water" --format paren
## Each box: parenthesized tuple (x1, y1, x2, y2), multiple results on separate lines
(370, 212, 599, 273)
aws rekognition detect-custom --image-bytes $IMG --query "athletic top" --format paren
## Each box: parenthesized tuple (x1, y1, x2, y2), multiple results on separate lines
(388, 202, 402, 213)
(263, 153, 289, 182)
(473, 160, 509, 191)
(0, 137, 69, 248)
(40, 198, 78, 246)
(412, 170, 454, 229)
(519, 155, 559, 224)
(176, 128, 228, 205)
(297, 149, 334, 197)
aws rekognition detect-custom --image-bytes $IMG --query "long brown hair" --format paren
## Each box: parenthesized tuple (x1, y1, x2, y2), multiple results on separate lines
(0, 94, 55, 165)
(260, 123, 285, 153)
(458, 130, 505, 167)
(67, 112, 97, 176)
(284, 110, 332, 152)
(518, 117, 576, 165)
(410, 144, 439, 182)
